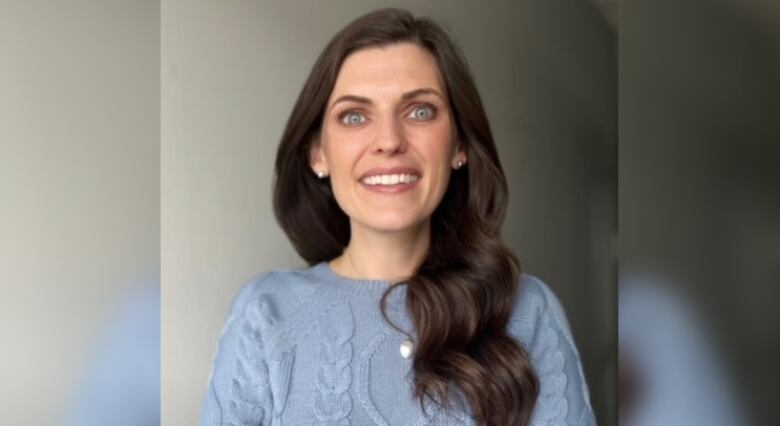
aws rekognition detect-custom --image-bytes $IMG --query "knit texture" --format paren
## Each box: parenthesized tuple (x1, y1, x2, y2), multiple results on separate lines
(200, 263, 596, 425)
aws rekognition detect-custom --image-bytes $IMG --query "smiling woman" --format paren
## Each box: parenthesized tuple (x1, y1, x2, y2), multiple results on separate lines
(200, 8, 596, 426)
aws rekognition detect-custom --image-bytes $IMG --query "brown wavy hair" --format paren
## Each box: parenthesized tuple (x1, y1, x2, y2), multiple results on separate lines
(273, 8, 539, 426)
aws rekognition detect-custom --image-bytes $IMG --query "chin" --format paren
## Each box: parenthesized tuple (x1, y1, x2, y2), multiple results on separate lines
(357, 212, 427, 233)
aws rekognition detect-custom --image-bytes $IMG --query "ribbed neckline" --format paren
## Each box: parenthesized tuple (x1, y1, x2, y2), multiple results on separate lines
(309, 261, 406, 301)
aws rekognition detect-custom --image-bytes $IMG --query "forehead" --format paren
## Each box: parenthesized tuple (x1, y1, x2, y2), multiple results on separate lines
(330, 42, 446, 101)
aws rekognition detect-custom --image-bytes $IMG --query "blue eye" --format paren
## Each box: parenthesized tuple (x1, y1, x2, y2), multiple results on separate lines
(341, 111, 366, 126)
(409, 105, 436, 121)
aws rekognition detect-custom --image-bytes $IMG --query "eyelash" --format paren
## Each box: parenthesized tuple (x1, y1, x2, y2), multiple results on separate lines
(337, 103, 438, 127)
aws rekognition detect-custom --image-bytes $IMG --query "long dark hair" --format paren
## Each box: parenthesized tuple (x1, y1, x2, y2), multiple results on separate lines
(273, 8, 539, 426)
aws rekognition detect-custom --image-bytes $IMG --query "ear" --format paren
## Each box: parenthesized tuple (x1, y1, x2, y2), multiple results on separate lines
(309, 136, 328, 176)
(452, 140, 468, 168)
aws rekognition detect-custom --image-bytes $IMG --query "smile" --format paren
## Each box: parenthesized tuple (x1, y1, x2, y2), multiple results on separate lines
(359, 171, 421, 194)
(360, 173, 419, 186)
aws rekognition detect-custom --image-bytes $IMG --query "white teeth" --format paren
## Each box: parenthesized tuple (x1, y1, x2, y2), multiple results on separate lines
(361, 173, 419, 186)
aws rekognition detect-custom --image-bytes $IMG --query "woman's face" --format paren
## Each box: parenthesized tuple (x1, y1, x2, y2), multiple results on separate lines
(310, 42, 467, 234)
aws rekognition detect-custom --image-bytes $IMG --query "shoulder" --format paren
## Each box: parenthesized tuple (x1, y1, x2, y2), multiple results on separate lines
(509, 274, 597, 426)
(212, 265, 329, 356)
(223, 266, 326, 323)
(238, 266, 326, 300)
(512, 273, 556, 319)
(510, 274, 576, 345)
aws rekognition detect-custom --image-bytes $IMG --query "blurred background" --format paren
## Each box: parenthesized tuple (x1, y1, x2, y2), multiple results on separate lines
(619, 0, 779, 425)
(0, 0, 159, 425)
(162, 1, 616, 425)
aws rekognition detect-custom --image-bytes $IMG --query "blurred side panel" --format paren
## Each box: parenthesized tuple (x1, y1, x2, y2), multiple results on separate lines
(0, 0, 160, 425)
(619, 0, 780, 424)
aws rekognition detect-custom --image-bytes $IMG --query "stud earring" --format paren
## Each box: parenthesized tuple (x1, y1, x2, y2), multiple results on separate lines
(316, 171, 327, 179)
(455, 160, 464, 169)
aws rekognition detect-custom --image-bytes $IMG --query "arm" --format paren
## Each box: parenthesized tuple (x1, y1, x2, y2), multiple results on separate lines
(200, 273, 275, 426)
(511, 276, 597, 426)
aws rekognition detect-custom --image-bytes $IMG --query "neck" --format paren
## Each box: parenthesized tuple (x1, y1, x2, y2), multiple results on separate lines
(330, 219, 431, 282)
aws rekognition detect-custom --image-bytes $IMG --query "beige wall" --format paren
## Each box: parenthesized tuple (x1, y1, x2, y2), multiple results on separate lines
(0, 0, 159, 424)
(161, 1, 615, 425)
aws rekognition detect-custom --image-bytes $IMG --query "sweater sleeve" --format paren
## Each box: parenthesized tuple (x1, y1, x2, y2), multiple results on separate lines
(199, 273, 275, 426)
(511, 275, 597, 426)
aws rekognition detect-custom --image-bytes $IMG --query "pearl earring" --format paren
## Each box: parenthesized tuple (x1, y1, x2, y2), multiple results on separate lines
(316, 171, 327, 179)
(455, 160, 464, 169)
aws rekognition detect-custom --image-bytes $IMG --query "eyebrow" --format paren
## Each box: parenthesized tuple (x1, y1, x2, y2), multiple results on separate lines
(401, 88, 445, 102)
(328, 87, 446, 111)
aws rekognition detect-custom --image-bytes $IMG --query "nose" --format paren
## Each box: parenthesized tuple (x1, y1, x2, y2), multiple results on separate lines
(371, 115, 407, 155)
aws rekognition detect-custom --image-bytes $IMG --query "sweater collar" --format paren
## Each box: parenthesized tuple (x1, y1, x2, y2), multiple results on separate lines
(308, 261, 407, 303)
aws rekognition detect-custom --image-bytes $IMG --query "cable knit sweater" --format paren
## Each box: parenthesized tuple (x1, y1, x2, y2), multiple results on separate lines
(199, 262, 596, 426)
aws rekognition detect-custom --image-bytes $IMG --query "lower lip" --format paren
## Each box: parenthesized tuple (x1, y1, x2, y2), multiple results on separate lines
(360, 179, 419, 193)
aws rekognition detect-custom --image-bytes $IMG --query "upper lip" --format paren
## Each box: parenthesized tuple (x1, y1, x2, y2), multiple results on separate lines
(359, 166, 421, 180)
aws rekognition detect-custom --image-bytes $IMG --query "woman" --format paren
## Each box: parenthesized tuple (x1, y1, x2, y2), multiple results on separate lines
(201, 8, 595, 426)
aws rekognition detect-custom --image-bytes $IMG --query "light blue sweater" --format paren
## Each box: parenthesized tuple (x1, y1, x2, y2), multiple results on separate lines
(200, 262, 596, 425)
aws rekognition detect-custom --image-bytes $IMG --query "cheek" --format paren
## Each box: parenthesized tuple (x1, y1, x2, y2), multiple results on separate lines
(322, 130, 361, 171)
(321, 136, 362, 204)
(411, 126, 455, 169)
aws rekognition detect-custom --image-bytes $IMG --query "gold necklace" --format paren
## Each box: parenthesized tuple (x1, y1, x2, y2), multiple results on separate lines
(346, 249, 362, 278)
(347, 248, 414, 358)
